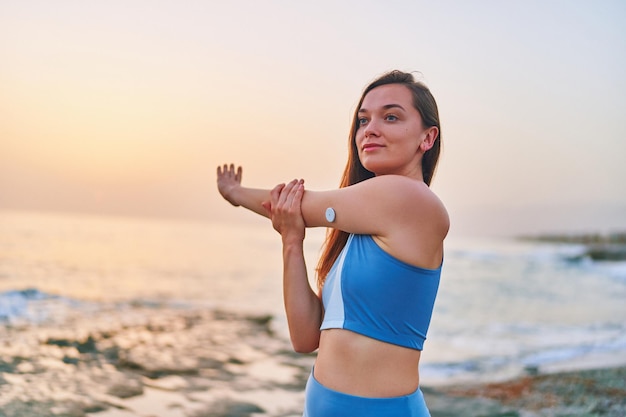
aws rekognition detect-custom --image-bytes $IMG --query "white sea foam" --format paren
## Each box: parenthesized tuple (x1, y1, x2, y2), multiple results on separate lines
(0, 288, 59, 323)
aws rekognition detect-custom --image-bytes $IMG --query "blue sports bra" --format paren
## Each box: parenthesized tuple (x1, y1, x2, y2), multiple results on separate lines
(320, 234, 441, 350)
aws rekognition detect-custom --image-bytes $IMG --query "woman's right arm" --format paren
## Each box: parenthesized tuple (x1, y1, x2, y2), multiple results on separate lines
(217, 164, 273, 218)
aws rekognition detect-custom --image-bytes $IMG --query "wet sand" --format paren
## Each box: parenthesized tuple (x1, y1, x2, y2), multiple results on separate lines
(1, 305, 624, 417)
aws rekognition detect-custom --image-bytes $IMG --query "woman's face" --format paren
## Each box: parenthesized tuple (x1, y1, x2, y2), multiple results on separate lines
(355, 84, 436, 179)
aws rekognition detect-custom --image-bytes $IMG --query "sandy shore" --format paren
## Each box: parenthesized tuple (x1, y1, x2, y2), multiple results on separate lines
(1, 305, 624, 417)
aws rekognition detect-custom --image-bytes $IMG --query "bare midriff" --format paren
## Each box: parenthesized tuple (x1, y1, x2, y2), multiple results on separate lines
(314, 328, 422, 397)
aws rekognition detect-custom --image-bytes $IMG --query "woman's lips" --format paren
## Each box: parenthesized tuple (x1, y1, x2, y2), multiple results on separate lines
(362, 143, 384, 152)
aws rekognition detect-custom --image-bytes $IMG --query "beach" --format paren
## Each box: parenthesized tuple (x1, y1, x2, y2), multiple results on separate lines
(0, 301, 312, 417)
(1, 211, 625, 416)
(0, 302, 624, 417)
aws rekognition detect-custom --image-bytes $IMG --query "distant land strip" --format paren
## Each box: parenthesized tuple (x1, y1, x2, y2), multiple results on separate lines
(518, 231, 626, 261)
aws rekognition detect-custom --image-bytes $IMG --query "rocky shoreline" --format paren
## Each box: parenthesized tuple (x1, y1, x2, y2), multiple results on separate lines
(0, 304, 313, 417)
(519, 231, 626, 261)
(1, 305, 624, 417)
(425, 367, 626, 417)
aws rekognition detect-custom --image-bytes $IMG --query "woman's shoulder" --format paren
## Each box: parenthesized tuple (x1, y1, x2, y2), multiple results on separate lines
(362, 176, 448, 265)
(360, 175, 445, 209)
(362, 175, 449, 235)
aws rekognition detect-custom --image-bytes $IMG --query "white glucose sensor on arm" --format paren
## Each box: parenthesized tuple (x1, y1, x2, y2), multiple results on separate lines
(325, 207, 336, 223)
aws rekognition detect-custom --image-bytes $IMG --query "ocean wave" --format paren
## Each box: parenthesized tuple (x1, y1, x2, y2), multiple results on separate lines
(0, 288, 76, 324)
(589, 261, 626, 281)
(422, 327, 626, 386)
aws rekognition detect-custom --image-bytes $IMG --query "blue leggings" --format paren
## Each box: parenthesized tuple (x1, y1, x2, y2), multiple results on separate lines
(303, 370, 431, 417)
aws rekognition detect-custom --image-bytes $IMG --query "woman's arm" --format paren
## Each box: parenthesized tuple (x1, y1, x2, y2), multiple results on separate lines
(300, 174, 447, 238)
(218, 164, 447, 238)
(217, 164, 272, 218)
(266, 180, 323, 353)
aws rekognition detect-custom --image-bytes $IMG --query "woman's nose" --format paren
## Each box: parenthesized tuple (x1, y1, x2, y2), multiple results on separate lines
(364, 118, 380, 137)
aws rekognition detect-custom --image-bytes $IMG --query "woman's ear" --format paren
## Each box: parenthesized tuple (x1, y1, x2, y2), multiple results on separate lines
(419, 126, 439, 152)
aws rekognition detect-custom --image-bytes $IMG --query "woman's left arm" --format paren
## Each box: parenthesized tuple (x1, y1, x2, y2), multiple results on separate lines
(266, 180, 323, 353)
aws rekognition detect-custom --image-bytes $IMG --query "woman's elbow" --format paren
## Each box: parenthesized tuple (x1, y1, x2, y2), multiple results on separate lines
(291, 338, 319, 354)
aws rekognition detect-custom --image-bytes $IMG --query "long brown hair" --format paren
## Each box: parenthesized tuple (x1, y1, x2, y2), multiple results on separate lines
(315, 70, 442, 289)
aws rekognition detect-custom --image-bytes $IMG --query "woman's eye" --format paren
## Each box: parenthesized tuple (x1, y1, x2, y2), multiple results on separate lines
(358, 117, 368, 126)
(385, 114, 398, 121)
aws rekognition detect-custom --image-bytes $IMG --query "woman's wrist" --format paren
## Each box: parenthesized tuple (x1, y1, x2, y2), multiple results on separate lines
(282, 238, 305, 254)
(225, 186, 241, 206)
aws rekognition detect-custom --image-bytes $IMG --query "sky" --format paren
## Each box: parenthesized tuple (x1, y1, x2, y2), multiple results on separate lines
(1, 0, 625, 236)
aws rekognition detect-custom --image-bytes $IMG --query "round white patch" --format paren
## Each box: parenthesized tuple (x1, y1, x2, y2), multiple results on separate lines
(325, 207, 336, 223)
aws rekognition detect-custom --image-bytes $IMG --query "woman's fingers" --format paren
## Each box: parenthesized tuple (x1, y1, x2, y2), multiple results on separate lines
(217, 164, 242, 181)
(277, 179, 304, 213)
(283, 179, 304, 211)
(216, 164, 244, 207)
(264, 179, 305, 236)
(267, 179, 305, 213)
(270, 183, 285, 207)
(268, 180, 303, 213)
(292, 180, 304, 210)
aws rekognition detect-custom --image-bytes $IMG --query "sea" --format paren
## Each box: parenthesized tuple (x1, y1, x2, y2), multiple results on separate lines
(1, 209, 625, 387)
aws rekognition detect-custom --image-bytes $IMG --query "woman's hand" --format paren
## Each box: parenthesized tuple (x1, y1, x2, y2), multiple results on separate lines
(263, 179, 306, 244)
(216, 164, 242, 206)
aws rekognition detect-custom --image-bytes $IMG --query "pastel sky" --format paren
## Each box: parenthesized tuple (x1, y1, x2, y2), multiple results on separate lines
(1, 0, 625, 236)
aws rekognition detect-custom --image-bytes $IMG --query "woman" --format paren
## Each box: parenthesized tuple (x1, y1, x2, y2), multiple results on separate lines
(217, 70, 448, 416)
